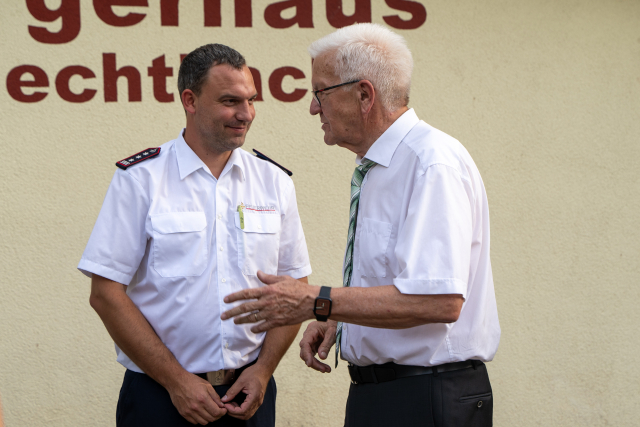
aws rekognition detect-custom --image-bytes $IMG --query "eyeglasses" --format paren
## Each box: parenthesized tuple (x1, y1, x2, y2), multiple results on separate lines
(312, 80, 360, 108)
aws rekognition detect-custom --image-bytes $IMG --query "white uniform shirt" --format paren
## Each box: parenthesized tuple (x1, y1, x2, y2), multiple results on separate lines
(78, 131, 312, 373)
(341, 109, 500, 367)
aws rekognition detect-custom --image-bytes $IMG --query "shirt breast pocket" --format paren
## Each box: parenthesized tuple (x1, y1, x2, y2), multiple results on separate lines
(235, 212, 281, 276)
(151, 212, 208, 278)
(357, 218, 392, 278)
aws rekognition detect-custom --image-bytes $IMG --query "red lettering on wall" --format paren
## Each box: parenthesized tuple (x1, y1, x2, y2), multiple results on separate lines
(269, 67, 306, 102)
(160, 0, 180, 26)
(204, 0, 252, 27)
(326, 0, 371, 28)
(148, 55, 174, 102)
(55, 66, 97, 103)
(26, 0, 80, 44)
(383, 0, 426, 30)
(103, 53, 142, 102)
(94, 0, 148, 27)
(265, 0, 313, 29)
(6, 65, 49, 102)
(248, 67, 263, 101)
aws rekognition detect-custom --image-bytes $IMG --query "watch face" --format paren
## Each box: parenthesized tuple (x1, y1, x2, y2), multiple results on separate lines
(315, 298, 331, 316)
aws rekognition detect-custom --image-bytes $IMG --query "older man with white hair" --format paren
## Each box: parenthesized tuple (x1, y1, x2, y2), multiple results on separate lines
(222, 23, 500, 426)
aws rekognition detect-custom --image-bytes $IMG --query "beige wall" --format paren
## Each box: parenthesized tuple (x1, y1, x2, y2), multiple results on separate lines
(1, 0, 639, 425)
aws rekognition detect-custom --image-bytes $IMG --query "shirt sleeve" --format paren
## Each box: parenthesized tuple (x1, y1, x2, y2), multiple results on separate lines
(276, 180, 312, 279)
(77, 169, 150, 285)
(393, 164, 473, 298)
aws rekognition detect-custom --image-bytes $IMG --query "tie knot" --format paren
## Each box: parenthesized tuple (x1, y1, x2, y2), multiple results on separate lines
(358, 158, 377, 173)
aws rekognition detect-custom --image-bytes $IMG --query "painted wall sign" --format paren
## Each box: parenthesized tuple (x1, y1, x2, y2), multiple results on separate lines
(7, 0, 427, 103)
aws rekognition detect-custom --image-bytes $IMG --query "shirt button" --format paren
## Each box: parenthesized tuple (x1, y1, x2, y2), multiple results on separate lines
(219, 246, 224, 251)
(221, 278, 226, 283)
(257, 225, 262, 230)
(224, 342, 229, 349)
(217, 214, 222, 220)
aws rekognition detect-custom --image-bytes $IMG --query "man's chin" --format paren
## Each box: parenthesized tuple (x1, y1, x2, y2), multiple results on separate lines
(323, 134, 338, 146)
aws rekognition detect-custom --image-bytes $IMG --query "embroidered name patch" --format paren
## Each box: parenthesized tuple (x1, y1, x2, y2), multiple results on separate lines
(116, 148, 161, 170)
(244, 204, 278, 214)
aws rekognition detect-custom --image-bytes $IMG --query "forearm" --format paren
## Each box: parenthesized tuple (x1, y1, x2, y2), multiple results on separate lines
(329, 285, 463, 329)
(253, 276, 307, 374)
(254, 324, 300, 376)
(89, 276, 187, 390)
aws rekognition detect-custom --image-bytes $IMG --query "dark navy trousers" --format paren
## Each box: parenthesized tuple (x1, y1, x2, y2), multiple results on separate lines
(116, 370, 276, 427)
(344, 361, 493, 427)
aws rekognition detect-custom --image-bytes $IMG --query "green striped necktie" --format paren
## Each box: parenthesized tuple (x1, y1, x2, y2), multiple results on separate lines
(335, 158, 377, 367)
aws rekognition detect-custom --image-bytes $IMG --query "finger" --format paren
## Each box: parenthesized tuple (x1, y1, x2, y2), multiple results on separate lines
(221, 380, 243, 403)
(223, 288, 264, 304)
(233, 313, 265, 325)
(250, 319, 280, 334)
(192, 385, 225, 420)
(308, 357, 332, 373)
(224, 401, 241, 413)
(221, 301, 264, 320)
(205, 384, 225, 408)
(256, 270, 284, 285)
(187, 411, 210, 425)
(318, 330, 336, 360)
(299, 340, 317, 367)
(227, 396, 255, 420)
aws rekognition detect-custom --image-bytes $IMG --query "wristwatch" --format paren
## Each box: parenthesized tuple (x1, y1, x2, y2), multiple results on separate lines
(314, 286, 332, 322)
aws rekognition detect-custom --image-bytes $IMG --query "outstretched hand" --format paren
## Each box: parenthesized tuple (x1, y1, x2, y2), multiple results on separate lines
(221, 271, 316, 333)
(299, 321, 337, 373)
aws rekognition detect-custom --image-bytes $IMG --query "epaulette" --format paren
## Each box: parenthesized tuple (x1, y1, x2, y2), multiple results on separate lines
(253, 149, 292, 176)
(116, 148, 161, 170)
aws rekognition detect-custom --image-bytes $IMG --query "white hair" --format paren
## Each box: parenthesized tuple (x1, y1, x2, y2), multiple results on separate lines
(308, 23, 413, 111)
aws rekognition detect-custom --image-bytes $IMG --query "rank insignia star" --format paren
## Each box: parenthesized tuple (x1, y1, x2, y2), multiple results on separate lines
(116, 147, 161, 170)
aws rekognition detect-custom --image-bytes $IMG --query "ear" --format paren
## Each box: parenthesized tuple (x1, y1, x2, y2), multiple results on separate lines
(358, 80, 375, 115)
(181, 89, 197, 115)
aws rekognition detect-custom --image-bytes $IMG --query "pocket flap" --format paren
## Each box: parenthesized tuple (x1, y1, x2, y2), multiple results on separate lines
(235, 211, 280, 234)
(151, 212, 207, 234)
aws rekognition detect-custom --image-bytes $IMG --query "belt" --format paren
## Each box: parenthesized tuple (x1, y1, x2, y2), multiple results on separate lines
(196, 359, 257, 386)
(347, 360, 480, 385)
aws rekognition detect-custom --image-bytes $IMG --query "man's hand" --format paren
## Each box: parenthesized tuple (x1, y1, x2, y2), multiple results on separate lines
(299, 321, 337, 373)
(166, 371, 227, 425)
(221, 271, 317, 333)
(220, 364, 271, 420)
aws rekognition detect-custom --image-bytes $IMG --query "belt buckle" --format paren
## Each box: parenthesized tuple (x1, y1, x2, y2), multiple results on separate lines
(206, 369, 236, 386)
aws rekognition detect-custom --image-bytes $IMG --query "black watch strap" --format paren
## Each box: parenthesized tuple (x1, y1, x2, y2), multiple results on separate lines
(314, 286, 332, 322)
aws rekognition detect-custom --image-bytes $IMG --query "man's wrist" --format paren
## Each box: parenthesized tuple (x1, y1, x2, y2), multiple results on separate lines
(313, 286, 332, 322)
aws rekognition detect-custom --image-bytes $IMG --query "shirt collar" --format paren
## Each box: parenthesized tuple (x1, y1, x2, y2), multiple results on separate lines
(176, 129, 245, 181)
(220, 146, 246, 182)
(357, 108, 420, 167)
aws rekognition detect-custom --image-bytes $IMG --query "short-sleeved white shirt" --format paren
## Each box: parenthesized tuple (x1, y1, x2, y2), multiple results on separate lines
(78, 130, 312, 373)
(340, 109, 500, 367)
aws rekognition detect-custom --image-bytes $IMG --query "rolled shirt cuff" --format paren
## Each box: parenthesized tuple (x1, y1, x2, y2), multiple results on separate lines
(278, 265, 312, 280)
(393, 278, 467, 299)
(77, 258, 134, 285)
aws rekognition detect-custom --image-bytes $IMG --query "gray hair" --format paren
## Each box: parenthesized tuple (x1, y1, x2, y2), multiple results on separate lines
(308, 23, 413, 111)
(178, 44, 246, 97)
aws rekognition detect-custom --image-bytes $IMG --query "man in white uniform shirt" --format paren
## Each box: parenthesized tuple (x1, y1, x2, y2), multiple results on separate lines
(222, 25, 500, 426)
(79, 44, 311, 426)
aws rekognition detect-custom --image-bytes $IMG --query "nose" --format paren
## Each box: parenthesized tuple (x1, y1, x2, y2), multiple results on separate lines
(309, 97, 321, 116)
(236, 100, 255, 122)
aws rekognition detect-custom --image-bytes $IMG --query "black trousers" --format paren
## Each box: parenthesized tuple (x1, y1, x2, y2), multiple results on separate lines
(116, 370, 277, 427)
(344, 361, 493, 427)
